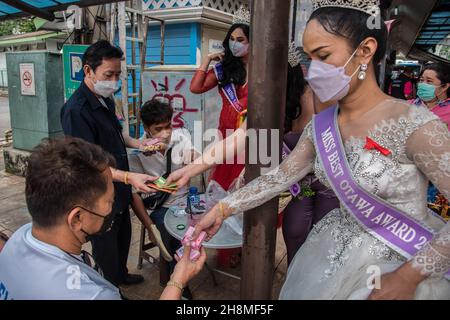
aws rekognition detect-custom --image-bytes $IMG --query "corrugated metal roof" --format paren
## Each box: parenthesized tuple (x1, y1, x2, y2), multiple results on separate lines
(415, 0, 450, 49)
(0, 1, 121, 21)
(0, 1, 77, 16)
(0, 30, 64, 46)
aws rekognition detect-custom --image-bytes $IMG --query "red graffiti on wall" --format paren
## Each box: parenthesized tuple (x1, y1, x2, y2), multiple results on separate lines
(151, 76, 199, 129)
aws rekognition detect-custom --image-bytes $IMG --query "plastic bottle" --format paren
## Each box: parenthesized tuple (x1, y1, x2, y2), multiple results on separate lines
(187, 187, 204, 225)
(186, 187, 196, 214)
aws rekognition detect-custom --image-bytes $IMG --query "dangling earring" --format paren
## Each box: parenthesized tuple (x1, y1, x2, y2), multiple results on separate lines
(358, 64, 368, 80)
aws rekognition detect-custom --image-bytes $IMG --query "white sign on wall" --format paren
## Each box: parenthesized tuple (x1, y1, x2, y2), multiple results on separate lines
(208, 39, 224, 54)
(142, 71, 203, 136)
(19, 63, 36, 96)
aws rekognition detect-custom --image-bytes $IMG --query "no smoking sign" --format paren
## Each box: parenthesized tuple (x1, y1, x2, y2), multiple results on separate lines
(23, 71, 32, 87)
(20, 63, 36, 96)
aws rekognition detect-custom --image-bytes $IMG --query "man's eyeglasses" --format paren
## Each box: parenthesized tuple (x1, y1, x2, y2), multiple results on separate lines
(72, 205, 115, 234)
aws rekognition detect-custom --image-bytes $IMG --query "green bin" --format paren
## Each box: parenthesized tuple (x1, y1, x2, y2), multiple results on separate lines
(6, 51, 64, 151)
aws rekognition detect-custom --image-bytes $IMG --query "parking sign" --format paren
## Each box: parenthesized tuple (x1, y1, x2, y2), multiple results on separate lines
(63, 44, 89, 100)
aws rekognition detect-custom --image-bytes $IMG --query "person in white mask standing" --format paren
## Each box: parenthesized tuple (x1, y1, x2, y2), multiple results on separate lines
(190, 6, 250, 193)
(60, 40, 157, 289)
(190, 6, 250, 269)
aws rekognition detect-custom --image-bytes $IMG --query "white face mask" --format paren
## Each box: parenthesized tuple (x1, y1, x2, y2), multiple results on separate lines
(229, 40, 249, 57)
(93, 80, 120, 98)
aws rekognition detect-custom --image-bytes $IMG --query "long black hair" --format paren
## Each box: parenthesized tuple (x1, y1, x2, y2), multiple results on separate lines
(420, 63, 450, 97)
(285, 64, 307, 132)
(308, 7, 388, 65)
(220, 24, 250, 88)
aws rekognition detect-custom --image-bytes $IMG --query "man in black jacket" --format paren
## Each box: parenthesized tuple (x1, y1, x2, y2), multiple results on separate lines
(61, 40, 156, 286)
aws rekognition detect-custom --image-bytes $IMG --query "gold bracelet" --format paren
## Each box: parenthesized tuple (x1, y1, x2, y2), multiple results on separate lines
(166, 280, 184, 292)
(219, 202, 229, 220)
(124, 171, 129, 185)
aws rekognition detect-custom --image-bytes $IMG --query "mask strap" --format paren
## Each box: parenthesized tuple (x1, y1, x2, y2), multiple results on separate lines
(436, 84, 447, 102)
(350, 65, 361, 78)
(344, 45, 364, 78)
(88, 66, 97, 84)
(90, 76, 97, 87)
(343, 46, 359, 68)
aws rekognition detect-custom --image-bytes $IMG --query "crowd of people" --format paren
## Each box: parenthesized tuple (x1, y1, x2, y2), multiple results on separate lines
(0, 0, 449, 300)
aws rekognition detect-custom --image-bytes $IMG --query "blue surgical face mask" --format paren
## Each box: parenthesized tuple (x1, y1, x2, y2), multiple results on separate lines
(417, 82, 440, 102)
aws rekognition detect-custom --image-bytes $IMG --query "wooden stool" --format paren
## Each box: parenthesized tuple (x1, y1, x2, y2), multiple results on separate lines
(137, 224, 171, 286)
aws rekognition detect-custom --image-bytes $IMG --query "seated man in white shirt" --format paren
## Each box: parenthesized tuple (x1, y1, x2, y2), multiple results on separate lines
(0, 137, 205, 300)
(129, 99, 200, 299)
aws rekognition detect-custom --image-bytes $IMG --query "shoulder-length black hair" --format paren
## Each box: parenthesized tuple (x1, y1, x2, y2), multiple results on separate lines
(285, 64, 307, 132)
(220, 23, 250, 88)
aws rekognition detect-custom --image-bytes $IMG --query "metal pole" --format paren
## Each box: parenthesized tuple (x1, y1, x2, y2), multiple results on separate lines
(160, 21, 165, 65)
(241, 0, 291, 300)
(109, 3, 117, 43)
(105, 3, 111, 40)
(130, 5, 137, 136)
(118, 1, 129, 131)
(291, 0, 298, 42)
(135, 0, 144, 138)
(137, 17, 149, 137)
(82, 8, 88, 44)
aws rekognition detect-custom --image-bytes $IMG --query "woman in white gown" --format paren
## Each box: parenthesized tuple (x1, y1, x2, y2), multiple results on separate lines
(189, 1, 450, 300)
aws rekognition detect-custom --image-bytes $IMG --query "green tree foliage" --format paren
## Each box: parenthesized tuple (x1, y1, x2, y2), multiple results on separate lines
(439, 45, 450, 60)
(0, 18, 36, 36)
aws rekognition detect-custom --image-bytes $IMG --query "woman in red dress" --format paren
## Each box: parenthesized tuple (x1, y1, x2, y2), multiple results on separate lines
(190, 23, 250, 191)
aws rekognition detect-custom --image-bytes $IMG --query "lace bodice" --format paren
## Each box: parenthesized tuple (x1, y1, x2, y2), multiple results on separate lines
(221, 99, 450, 279)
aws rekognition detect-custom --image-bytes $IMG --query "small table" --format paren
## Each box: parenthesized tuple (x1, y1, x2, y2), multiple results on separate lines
(164, 209, 242, 249)
(164, 208, 243, 283)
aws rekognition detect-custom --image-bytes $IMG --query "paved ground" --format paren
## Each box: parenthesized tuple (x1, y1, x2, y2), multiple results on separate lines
(0, 96, 288, 300)
(0, 96, 10, 137)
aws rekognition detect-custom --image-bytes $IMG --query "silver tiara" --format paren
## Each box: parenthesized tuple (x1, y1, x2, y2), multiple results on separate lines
(312, 0, 380, 15)
(288, 42, 302, 67)
(232, 5, 250, 26)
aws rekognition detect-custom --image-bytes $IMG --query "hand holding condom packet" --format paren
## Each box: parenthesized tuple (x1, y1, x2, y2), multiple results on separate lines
(176, 226, 207, 261)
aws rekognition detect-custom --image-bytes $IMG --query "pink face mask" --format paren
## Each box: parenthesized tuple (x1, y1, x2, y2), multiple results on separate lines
(305, 47, 361, 103)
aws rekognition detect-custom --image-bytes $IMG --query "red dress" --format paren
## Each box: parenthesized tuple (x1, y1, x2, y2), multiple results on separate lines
(191, 69, 248, 191)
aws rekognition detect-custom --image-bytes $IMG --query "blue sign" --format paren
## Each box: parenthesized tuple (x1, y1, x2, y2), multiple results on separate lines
(63, 44, 88, 100)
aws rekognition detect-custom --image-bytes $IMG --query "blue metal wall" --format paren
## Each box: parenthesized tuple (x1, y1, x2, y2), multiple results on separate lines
(116, 22, 201, 136)
(119, 22, 200, 95)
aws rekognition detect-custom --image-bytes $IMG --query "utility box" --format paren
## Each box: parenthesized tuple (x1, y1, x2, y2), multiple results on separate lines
(6, 51, 64, 151)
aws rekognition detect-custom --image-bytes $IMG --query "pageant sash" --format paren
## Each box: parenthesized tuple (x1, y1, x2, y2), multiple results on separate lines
(213, 63, 244, 114)
(282, 142, 301, 197)
(313, 105, 450, 278)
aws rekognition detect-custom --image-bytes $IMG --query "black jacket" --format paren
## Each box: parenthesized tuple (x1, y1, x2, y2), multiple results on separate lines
(60, 81, 131, 212)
